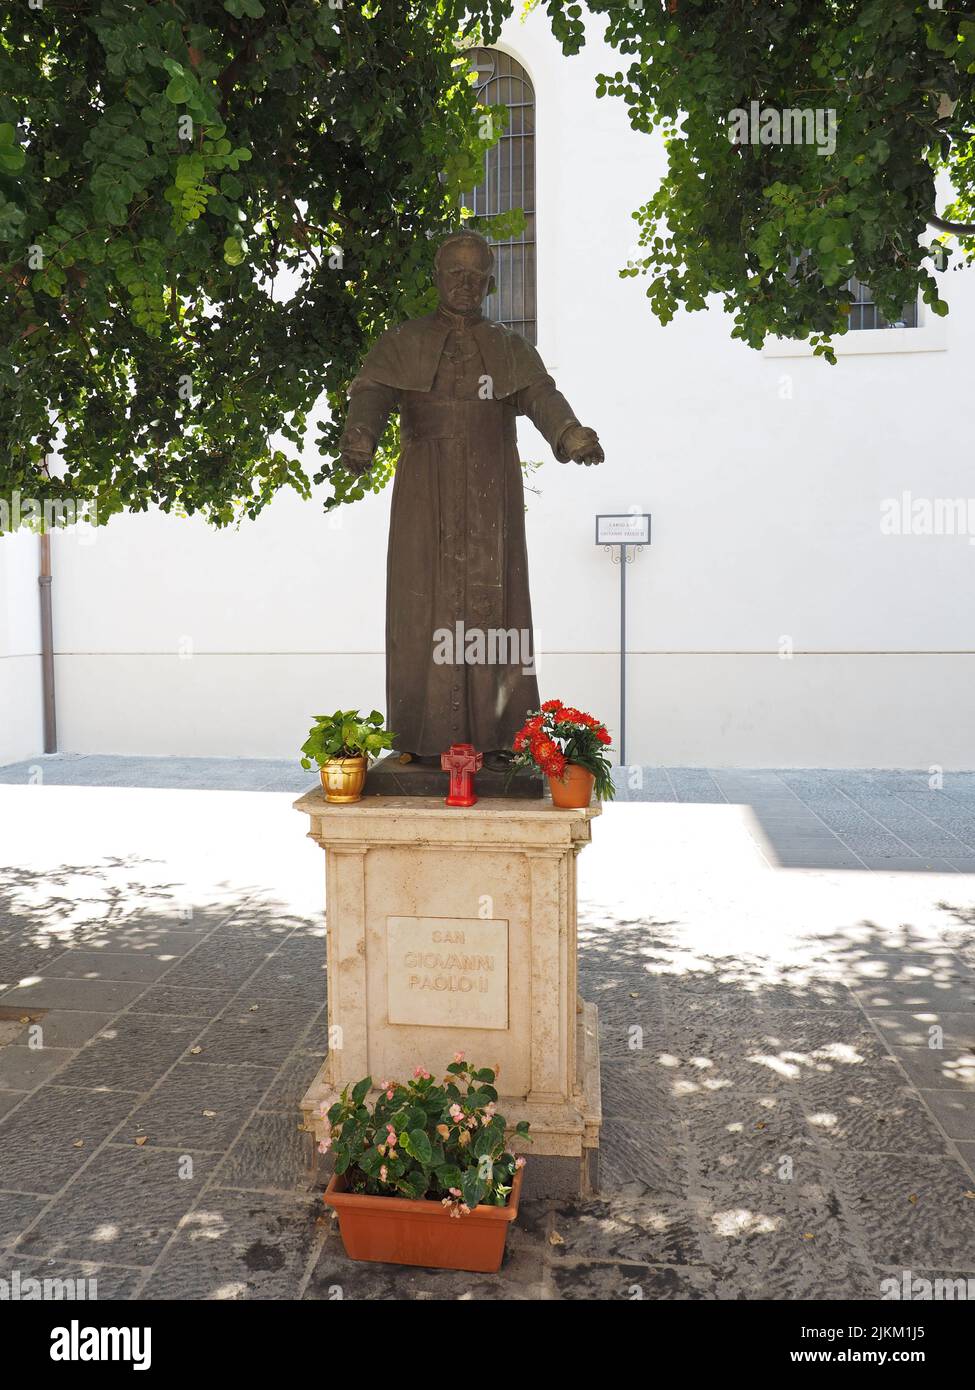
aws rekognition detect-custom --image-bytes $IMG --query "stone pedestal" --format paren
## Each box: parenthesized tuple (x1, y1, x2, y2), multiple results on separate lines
(294, 790, 602, 1195)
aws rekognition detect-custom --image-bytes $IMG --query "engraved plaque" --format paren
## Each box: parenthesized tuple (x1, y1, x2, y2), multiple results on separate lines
(386, 916, 509, 1030)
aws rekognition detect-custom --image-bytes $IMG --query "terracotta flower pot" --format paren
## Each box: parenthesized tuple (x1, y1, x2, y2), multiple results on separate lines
(548, 763, 595, 809)
(320, 756, 367, 804)
(323, 1167, 523, 1273)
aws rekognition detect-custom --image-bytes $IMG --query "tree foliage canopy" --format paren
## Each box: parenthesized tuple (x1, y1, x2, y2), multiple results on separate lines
(542, 0, 975, 359)
(0, 0, 509, 525)
(2, 0, 973, 529)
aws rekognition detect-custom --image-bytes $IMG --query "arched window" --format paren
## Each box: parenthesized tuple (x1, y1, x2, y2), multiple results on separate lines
(461, 49, 536, 344)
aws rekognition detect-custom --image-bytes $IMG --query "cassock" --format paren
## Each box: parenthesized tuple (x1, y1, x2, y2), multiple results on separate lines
(339, 306, 583, 756)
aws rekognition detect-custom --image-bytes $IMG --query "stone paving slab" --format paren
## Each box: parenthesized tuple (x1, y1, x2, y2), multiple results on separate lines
(0, 1091, 26, 1120)
(550, 1261, 718, 1300)
(128, 986, 238, 1018)
(703, 1180, 877, 1300)
(616, 767, 975, 871)
(0, 1189, 49, 1246)
(854, 978, 975, 1012)
(137, 1189, 325, 1300)
(0, 1044, 76, 1091)
(215, 1111, 317, 1194)
(42, 948, 175, 983)
(869, 1010, 975, 1051)
(52, 1014, 206, 1092)
(0, 1087, 138, 1196)
(833, 1152, 975, 1269)
(891, 1047, 975, 1091)
(184, 999, 321, 1069)
(920, 1090, 975, 1141)
(305, 1225, 548, 1300)
(16, 1145, 219, 1266)
(127, 1063, 278, 1153)
(244, 935, 327, 1003)
(549, 1195, 705, 1266)
(0, 1254, 145, 1300)
(258, 1051, 331, 1113)
(597, 1116, 693, 1200)
(1, 976, 148, 1012)
(9, 1010, 116, 1049)
(802, 1074, 951, 1156)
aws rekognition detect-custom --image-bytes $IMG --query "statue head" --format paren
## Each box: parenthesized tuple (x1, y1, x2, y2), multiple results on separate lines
(434, 231, 495, 315)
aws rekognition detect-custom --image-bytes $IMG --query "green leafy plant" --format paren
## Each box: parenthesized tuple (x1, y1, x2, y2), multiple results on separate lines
(322, 1055, 529, 1213)
(299, 709, 395, 769)
(507, 698, 615, 799)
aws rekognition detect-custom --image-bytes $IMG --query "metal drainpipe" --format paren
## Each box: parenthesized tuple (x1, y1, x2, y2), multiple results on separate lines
(39, 529, 57, 754)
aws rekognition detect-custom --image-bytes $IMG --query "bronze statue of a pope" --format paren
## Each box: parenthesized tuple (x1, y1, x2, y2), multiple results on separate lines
(339, 230, 603, 760)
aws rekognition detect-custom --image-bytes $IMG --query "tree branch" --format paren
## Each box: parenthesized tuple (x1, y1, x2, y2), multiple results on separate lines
(929, 213, 975, 236)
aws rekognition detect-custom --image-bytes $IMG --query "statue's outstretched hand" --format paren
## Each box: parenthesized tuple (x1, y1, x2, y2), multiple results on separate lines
(339, 425, 376, 477)
(562, 424, 604, 467)
(340, 448, 374, 478)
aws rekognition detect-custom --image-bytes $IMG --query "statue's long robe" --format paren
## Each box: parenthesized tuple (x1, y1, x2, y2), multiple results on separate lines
(340, 308, 581, 756)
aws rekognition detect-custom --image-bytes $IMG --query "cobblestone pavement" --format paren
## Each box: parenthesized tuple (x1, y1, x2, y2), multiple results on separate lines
(0, 756, 973, 1300)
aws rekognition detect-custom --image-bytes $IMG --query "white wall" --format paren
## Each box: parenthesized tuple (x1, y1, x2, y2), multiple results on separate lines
(0, 530, 43, 765)
(12, 9, 975, 768)
(50, 491, 387, 759)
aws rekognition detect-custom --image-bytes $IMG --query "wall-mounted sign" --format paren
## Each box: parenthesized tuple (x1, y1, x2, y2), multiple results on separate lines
(595, 513, 651, 546)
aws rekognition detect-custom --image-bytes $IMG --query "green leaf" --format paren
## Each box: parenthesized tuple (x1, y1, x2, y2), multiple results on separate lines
(397, 1172, 425, 1199)
(436, 1163, 463, 1189)
(408, 1129, 432, 1165)
(0, 123, 25, 172)
(358, 1147, 382, 1177)
(460, 1171, 486, 1210)
(223, 237, 244, 266)
(351, 1076, 371, 1106)
(473, 1126, 497, 1159)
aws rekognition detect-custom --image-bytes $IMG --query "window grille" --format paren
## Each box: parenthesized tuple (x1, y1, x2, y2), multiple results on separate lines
(845, 277, 918, 331)
(460, 49, 537, 344)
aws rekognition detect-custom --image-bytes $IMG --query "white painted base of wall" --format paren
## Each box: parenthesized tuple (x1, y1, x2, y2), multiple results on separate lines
(530, 652, 975, 769)
(47, 650, 974, 769)
(52, 653, 385, 760)
(0, 656, 43, 766)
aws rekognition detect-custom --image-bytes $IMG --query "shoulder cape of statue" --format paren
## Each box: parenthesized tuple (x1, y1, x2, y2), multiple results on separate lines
(351, 313, 549, 398)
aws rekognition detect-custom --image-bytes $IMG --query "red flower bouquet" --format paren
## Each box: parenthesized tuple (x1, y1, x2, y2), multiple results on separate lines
(507, 700, 615, 803)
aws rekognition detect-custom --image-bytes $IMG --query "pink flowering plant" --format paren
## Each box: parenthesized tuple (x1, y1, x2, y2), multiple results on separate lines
(320, 1055, 530, 1215)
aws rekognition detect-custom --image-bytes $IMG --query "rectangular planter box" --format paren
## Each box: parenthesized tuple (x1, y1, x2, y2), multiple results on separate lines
(323, 1167, 523, 1273)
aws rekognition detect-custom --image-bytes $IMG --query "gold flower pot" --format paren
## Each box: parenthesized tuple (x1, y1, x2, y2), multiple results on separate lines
(320, 756, 367, 804)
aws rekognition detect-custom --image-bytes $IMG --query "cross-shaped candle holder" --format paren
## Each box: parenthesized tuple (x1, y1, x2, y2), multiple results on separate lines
(440, 743, 483, 807)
